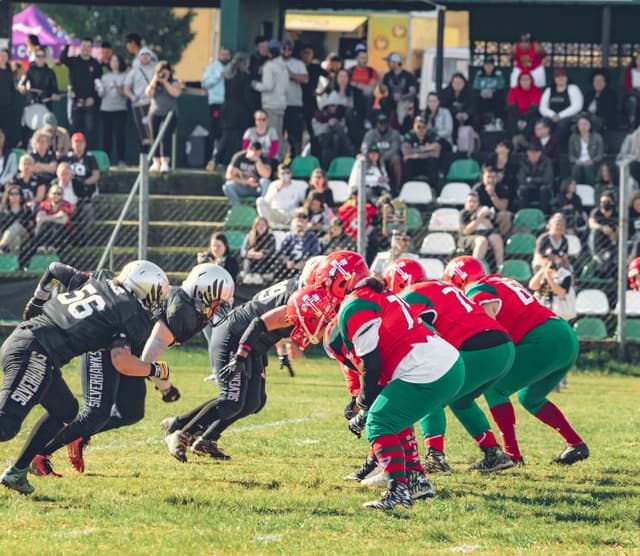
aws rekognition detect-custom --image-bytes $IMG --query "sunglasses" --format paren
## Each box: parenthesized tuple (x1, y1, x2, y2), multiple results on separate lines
(36, 54, 46, 59)
(8, 190, 20, 196)
(416, 125, 426, 129)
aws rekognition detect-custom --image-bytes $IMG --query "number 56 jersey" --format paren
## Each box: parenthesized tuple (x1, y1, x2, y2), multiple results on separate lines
(465, 275, 553, 345)
(30, 278, 153, 368)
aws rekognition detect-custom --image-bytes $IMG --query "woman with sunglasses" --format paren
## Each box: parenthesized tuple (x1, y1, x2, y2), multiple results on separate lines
(0, 185, 34, 255)
(242, 110, 280, 166)
(31, 184, 74, 255)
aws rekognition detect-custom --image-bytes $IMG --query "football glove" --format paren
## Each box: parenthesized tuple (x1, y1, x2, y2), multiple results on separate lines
(344, 397, 357, 420)
(279, 354, 295, 377)
(149, 361, 170, 380)
(348, 413, 365, 438)
(160, 384, 181, 403)
(23, 298, 45, 321)
(217, 355, 248, 382)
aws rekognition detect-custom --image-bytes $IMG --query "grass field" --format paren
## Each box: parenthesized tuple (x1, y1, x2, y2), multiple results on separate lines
(1, 347, 639, 555)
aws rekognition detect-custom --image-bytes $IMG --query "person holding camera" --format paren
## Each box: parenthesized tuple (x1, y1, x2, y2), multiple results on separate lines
(459, 191, 504, 267)
(197, 232, 239, 284)
(144, 61, 182, 173)
(529, 250, 576, 322)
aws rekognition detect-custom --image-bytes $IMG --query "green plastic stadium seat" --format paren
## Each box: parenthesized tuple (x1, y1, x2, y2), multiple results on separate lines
(326, 157, 355, 179)
(90, 150, 111, 172)
(513, 209, 546, 233)
(624, 319, 640, 342)
(573, 317, 607, 340)
(0, 253, 19, 272)
(12, 148, 26, 165)
(26, 253, 60, 273)
(225, 231, 246, 252)
(505, 233, 536, 257)
(578, 260, 614, 287)
(499, 260, 532, 283)
(224, 205, 258, 229)
(446, 159, 481, 182)
(290, 156, 320, 179)
(480, 259, 491, 274)
(406, 207, 423, 232)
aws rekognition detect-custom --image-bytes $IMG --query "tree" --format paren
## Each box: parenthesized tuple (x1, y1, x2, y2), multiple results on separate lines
(35, 4, 195, 65)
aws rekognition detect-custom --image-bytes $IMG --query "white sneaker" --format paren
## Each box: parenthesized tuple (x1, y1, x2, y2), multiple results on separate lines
(359, 464, 388, 488)
(160, 160, 170, 173)
(149, 161, 161, 172)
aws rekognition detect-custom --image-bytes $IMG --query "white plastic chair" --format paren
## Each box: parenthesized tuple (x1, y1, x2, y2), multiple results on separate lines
(567, 234, 582, 257)
(428, 208, 461, 232)
(419, 232, 456, 256)
(576, 184, 595, 207)
(437, 182, 471, 206)
(618, 290, 640, 316)
(328, 180, 350, 204)
(273, 230, 287, 251)
(420, 257, 445, 279)
(399, 181, 433, 204)
(576, 288, 610, 316)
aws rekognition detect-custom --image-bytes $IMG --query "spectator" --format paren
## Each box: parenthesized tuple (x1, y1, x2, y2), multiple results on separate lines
(328, 68, 365, 147)
(30, 132, 57, 187)
(473, 55, 506, 127)
(583, 69, 618, 132)
(53, 162, 78, 208)
(304, 190, 333, 236)
(588, 192, 618, 261)
(401, 115, 440, 187)
(145, 61, 182, 172)
(348, 44, 378, 125)
(197, 231, 239, 283)
(279, 210, 321, 273)
(539, 69, 583, 145)
(96, 54, 127, 167)
(379, 52, 417, 127)
(0, 49, 15, 147)
(320, 216, 356, 253)
(125, 33, 142, 66)
(516, 140, 554, 215)
(506, 72, 541, 140)
(358, 143, 391, 202)
(25, 34, 40, 64)
(251, 40, 288, 153)
(378, 193, 407, 237)
(312, 91, 354, 169)
(529, 248, 576, 322)
(628, 190, 640, 258)
(316, 53, 342, 100)
(99, 41, 113, 73)
(594, 161, 618, 202)
(256, 163, 306, 227)
(13, 154, 44, 205)
(622, 54, 640, 130)
(440, 72, 475, 141)
(398, 100, 417, 134)
(219, 52, 254, 166)
(240, 216, 276, 285)
(533, 118, 560, 174)
(337, 186, 378, 241)
(17, 46, 59, 110)
(249, 35, 270, 107)
(38, 113, 70, 159)
(202, 47, 231, 167)
(533, 212, 570, 270)
(552, 178, 586, 237)
(362, 113, 403, 189)
(33, 183, 74, 254)
(124, 47, 156, 151)
(307, 168, 335, 208)
(301, 44, 327, 142)
(472, 165, 513, 235)
(617, 124, 640, 187)
(278, 39, 308, 158)
(0, 129, 17, 191)
(510, 32, 546, 88)
(424, 92, 454, 150)
(486, 139, 519, 201)
(459, 191, 504, 267)
(242, 110, 280, 166)
(0, 185, 33, 255)
(64, 132, 100, 200)
(370, 230, 417, 278)
(60, 38, 102, 144)
(222, 142, 271, 206)
(568, 114, 604, 185)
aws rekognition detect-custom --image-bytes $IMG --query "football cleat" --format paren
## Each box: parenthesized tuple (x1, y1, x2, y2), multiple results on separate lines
(363, 480, 414, 511)
(1, 465, 34, 495)
(344, 455, 378, 481)
(190, 438, 231, 460)
(468, 446, 515, 473)
(552, 443, 590, 465)
(358, 465, 388, 488)
(160, 416, 180, 436)
(67, 436, 90, 473)
(29, 455, 63, 478)
(510, 456, 526, 467)
(407, 470, 436, 500)
(165, 430, 189, 463)
(423, 448, 452, 475)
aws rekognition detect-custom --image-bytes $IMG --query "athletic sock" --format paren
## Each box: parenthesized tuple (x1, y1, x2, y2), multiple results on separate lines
(372, 434, 407, 484)
(425, 434, 444, 453)
(15, 414, 65, 469)
(490, 402, 522, 460)
(474, 430, 499, 450)
(398, 427, 424, 473)
(534, 401, 583, 446)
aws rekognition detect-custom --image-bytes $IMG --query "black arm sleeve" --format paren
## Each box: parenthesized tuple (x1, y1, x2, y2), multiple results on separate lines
(34, 262, 89, 299)
(357, 348, 384, 409)
(237, 317, 268, 353)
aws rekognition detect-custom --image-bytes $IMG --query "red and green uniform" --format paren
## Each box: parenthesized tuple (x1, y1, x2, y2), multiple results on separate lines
(338, 286, 465, 483)
(465, 275, 583, 460)
(401, 281, 515, 452)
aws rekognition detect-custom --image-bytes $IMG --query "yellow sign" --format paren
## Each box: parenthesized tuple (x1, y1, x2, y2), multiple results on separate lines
(367, 14, 411, 74)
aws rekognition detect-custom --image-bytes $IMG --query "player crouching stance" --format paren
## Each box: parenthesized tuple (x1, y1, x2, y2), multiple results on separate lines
(311, 251, 465, 511)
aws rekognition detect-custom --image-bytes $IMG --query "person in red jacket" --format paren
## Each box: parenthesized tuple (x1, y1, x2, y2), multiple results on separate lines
(506, 73, 541, 140)
(510, 32, 546, 88)
(336, 188, 377, 241)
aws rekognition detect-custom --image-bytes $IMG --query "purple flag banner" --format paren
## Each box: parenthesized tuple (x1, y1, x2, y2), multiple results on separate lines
(11, 4, 73, 60)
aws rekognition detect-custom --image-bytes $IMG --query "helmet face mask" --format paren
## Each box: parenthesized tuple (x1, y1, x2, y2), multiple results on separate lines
(181, 263, 235, 320)
(287, 286, 336, 350)
(314, 250, 369, 302)
(117, 260, 170, 319)
(383, 257, 427, 294)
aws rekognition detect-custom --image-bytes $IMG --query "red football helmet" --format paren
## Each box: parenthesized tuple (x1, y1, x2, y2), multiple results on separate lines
(443, 256, 486, 290)
(287, 286, 336, 350)
(383, 257, 427, 294)
(628, 258, 640, 290)
(313, 250, 369, 302)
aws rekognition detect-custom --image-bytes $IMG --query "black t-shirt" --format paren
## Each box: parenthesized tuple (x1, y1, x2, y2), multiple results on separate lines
(471, 182, 509, 210)
(14, 173, 43, 200)
(536, 232, 569, 258)
(230, 151, 266, 180)
(162, 287, 209, 345)
(31, 148, 57, 184)
(382, 70, 416, 98)
(64, 150, 99, 198)
(402, 129, 438, 148)
(460, 208, 495, 235)
(31, 278, 152, 368)
(590, 207, 618, 230)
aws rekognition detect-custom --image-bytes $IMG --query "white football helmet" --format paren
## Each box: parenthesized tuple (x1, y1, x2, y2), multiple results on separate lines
(181, 263, 235, 320)
(299, 255, 327, 288)
(117, 260, 170, 319)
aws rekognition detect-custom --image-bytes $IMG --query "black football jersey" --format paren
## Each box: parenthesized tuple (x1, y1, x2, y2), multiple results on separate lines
(162, 287, 209, 345)
(30, 278, 152, 368)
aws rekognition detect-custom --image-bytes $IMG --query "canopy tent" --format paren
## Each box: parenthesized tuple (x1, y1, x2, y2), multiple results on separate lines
(11, 4, 72, 61)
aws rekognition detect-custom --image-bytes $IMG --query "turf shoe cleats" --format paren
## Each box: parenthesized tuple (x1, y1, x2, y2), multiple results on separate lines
(165, 430, 190, 462)
(423, 448, 452, 475)
(161, 416, 180, 436)
(29, 455, 63, 478)
(363, 480, 414, 511)
(407, 470, 435, 500)
(344, 456, 378, 481)
(67, 436, 90, 473)
(552, 443, 590, 465)
(468, 446, 515, 473)
(1, 465, 34, 495)
(190, 438, 230, 460)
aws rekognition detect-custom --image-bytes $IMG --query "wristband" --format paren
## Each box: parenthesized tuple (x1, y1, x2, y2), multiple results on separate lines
(239, 343, 252, 353)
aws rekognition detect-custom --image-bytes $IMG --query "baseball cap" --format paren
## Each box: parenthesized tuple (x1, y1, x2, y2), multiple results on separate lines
(376, 113, 389, 123)
(385, 52, 402, 64)
(267, 38, 281, 51)
(527, 139, 543, 151)
(367, 143, 380, 153)
(43, 113, 58, 129)
(484, 55, 495, 65)
(554, 68, 567, 78)
(139, 47, 153, 57)
(354, 44, 367, 54)
(71, 132, 86, 142)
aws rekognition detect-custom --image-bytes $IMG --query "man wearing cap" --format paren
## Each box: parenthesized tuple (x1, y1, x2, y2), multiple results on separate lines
(124, 47, 157, 150)
(202, 47, 232, 167)
(539, 69, 584, 144)
(348, 45, 378, 125)
(60, 38, 102, 146)
(362, 113, 403, 190)
(312, 91, 354, 168)
(257, 163, 306, 227)
(379, 52, 416, 126)
(37, 113, 71, 159)
(401, 115, 441, 188)
(472, 56, 506, 127)
(516, 140, 554, 215)
(223, 142, 272, 206)
(64, 132, 100, 200)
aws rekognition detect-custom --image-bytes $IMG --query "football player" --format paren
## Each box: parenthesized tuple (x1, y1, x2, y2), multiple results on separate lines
(628, 258, 640, 290)
(445, 256, 589, 465)
(384, 258, 515, 473)
(0, 260, 171, 494)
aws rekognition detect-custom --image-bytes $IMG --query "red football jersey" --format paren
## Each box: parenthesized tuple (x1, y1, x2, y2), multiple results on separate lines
(324, 317, 362, 397)
(401, 280, 508, 348)
(465, 274, 553, 345)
